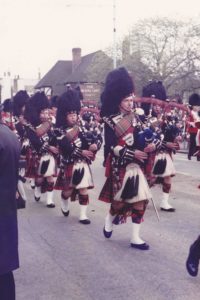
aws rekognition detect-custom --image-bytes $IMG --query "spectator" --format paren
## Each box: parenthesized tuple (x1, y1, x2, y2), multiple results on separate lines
(0, 103, 21, 299)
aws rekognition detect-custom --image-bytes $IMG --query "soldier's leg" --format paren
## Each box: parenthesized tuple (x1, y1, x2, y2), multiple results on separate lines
(34, 177, 43, 201)
(79, 188, 90, 225)
(130, 200, 149, 250)
(46, 176, 55, 208)
(160, 176, 175, 212)
(60, 189, 73, 217)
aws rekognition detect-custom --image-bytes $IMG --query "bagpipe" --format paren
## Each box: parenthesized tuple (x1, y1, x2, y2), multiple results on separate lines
(132, 97, 189, 141)
(78, 118, 102, 150)
(132, 96, 190, 113)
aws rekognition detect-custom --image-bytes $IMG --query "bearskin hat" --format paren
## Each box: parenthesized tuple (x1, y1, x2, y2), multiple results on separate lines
(188, 93, 200, 107)
(56, 89, 81, 128)
(30, 91, 49, 112)
(24, 91, 49, 126)
(50, 95, 59, 109)
(2, 98, 13, 113)
(142, 80, 167, 100)
(141, 80, 167, 116)
(13, 90, 30, 116)
(100, 67, 134, 117)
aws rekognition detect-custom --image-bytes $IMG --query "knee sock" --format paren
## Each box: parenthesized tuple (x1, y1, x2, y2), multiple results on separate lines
(104, 213, 115, 232)
(131, 222, 145, 245)
(61, 192, 69, 212)
(161, 183, 173, 209)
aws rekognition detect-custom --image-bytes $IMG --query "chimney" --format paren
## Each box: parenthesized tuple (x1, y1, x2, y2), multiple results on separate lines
(72, 48, 81, 72)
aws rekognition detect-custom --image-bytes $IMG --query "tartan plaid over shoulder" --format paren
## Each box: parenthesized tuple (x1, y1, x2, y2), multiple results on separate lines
(103, 112, 137, 138)
(65, 125, 79, 142)
(35, 121, 51, 137)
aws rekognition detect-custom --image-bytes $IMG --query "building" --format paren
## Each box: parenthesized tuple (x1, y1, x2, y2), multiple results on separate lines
(0, 73, 38, 102)
(35, 48, 113, 106)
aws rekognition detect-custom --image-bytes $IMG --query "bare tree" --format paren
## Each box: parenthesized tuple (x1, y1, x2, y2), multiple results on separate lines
(117, 37, 153, 95)
(122, 17, 200, 98)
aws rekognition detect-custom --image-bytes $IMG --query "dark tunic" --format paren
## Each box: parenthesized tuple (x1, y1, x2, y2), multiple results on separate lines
(0, 123, 21, 275)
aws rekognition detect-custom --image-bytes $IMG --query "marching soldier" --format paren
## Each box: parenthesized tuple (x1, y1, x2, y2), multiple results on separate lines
(142, 81, 180, 212)
(186, 93, 200, 160)
(99, 67, 153, 250)
(24, 92, 58, 208)
(55, 89, 102, 224)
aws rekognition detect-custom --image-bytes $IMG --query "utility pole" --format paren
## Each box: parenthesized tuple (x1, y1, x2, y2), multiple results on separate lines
(66, 0, 117, 69)
(113, 0, 117, 69)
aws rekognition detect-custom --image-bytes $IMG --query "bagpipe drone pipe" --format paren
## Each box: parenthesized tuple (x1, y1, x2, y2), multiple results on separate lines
(78, 119, 102, 151)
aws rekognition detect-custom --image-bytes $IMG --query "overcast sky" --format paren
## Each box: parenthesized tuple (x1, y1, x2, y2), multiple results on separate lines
(0, 0, 200, 79)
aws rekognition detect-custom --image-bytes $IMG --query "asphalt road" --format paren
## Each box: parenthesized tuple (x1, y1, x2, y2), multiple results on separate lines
(15, 152, 200, 300)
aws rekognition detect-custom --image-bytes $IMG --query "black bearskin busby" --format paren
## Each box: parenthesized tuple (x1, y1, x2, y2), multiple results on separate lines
(56, 89, 81, 128)
(50, 95, 59, 109)
(100, 67, 134, 117)
(2, 98, 13, 113)
(189, 93, 200, 107)
(24, 91, 49, 126)
(141, 80, 167, 116)
(13, 90, 30, 117)
(142, 80, 167, 100)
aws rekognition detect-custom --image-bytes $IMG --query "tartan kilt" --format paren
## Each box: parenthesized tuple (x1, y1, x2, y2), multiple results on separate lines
(37, 154, 57, 177)
(54, 164, 74, 191)
(98, 176, 114, 203)
(99, 164, 151, 203)
(152, 151, 176, 177)
(71, 161, 94, 190)
(144, 152, 156, 186)
(25, 150, 39, 178)
(99, 171, 149, 224)
(25, 151, 57, 179)
(111, 200, 148, 225)
(54, 162, 93, 194)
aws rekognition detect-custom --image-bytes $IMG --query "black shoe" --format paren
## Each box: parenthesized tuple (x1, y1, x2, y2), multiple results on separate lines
(160, 207, 176, 212)
(34, 196, 40, 202)
(61, 209, 69, 217)
(131, 243, 150, 250)
(186, 249, 199, 277)
(103, 227, 112, 238)
(186, 239, 200, 277)
(188, 156, 191, 160)
(46, 203, 55, 208)
(79, 219, 91, 225)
